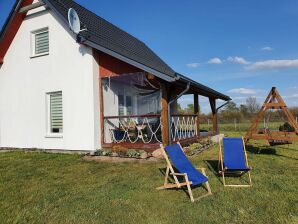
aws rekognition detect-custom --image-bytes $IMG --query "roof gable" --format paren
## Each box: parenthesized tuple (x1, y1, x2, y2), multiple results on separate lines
(0, 0, 230, 101)
(0, 0, 34, 64)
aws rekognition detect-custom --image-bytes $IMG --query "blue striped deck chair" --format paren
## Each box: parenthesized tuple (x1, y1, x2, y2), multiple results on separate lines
(218, 137, 252, 187)
(157, 143, 212, 202)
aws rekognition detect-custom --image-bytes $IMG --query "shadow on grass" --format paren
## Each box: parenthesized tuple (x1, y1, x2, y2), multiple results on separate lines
(246, 145, 277, 155)
(246, 144, 298, 161)
(204, 160, 252, 185)
(157, 167, 210, 198)
(203, 160, 223, 184)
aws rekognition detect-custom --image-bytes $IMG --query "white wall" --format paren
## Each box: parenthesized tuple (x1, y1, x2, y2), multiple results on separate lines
(0, 7, 100, 151)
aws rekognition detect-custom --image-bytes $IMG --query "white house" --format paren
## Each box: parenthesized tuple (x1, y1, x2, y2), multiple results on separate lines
(0, 0, 230, 152)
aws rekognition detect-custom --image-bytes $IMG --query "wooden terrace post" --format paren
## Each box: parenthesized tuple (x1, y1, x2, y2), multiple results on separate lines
(93, 49, 105, 147)
(194, 93, 200, 137)
(161, 82, 169, 146)
(209, 98, 218, 134)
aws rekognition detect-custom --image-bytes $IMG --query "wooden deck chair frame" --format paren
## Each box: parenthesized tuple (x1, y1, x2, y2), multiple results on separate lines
(156, 142, 212, 202)
(218, 137, 252, 187)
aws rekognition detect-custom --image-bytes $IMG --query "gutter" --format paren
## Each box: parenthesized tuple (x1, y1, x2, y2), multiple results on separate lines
(216, 100, 231, 113)
(167, 82, 190, 145)
(214, 100, 231, 133)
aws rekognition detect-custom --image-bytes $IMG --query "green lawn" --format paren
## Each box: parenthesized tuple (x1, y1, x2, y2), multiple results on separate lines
(0, 132, 297, 224)
(201, 122, 284, 132)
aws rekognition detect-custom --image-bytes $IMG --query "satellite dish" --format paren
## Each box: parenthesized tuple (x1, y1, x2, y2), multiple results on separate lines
(68, 8, 85, 34)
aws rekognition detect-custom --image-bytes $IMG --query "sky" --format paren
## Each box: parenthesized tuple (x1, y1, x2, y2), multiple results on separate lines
(1, 0, 298, 113)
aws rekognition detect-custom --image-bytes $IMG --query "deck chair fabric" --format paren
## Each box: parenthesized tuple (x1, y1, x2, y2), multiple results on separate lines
(222, 138, 250, 171)
(164, 144, 208, 186)
(219, 137, 252, 187)
(157, 143, 212, 202)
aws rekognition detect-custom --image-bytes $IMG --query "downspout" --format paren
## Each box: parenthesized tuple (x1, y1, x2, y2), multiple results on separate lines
(167, 82, 190, 145)
(215, 100, 231, 133)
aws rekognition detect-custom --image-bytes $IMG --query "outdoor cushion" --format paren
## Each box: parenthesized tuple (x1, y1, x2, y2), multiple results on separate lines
(165, 144, 208, 186)
(222, 138, 250, 171)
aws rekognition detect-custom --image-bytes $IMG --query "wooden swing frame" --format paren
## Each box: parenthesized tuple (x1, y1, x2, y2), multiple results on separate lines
(245, 87, 298, 144)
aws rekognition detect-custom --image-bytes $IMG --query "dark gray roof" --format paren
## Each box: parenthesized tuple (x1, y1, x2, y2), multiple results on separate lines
(1, 0, 231, 101)
(45, 0, 176, 78)
(177, 73, 231, 101)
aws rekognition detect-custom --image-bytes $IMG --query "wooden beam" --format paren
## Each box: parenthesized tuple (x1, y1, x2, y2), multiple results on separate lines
(161, 82, 169, 146)
(94, 49, 105, 147)
(194, 93, 200, 137)
(19, 1, 45, 13)
(264, 103, 285, 108)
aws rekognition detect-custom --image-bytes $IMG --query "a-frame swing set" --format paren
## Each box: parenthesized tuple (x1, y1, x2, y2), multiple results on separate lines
(245, 87, 298, 145)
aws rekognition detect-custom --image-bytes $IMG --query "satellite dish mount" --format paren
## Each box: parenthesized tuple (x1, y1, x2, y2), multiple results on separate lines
(68, 8, 87, 34)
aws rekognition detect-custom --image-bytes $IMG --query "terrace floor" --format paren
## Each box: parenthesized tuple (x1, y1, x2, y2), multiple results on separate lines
(0, 131, 297, 224)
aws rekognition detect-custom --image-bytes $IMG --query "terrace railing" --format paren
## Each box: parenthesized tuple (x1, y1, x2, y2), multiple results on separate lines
(104, 114, 214, 145)
(103, 114, 162, 144)
(170, 114, 198, 141)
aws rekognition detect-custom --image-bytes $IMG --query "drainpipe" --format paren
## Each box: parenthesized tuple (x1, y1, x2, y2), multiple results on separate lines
(167, 82, 190, 145)
(215, 100, 231, 133)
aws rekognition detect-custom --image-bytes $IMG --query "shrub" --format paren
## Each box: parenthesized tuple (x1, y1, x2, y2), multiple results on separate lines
(126, 149, 140, 158)
(101, 149, 112, 156)
(279, 122, 295, 132)
(112, 145, 128, 157)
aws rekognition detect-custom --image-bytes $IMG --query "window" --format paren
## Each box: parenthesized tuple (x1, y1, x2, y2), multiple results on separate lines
(126, 96, 132, 115)
(31, 28, 49, 57)
(118, 94, 133, 116)
(47, 91, 63, 135)
(118, 94, 125, 116)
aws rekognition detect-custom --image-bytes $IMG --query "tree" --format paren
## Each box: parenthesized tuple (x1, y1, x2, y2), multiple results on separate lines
(245, 97, 260, 114)
(239, 104, 249, 118)
(185, 104, 194, 113)
(223, 101, 239, 112)
(175, 103, 183, 113)
(218, 101, 241, 123)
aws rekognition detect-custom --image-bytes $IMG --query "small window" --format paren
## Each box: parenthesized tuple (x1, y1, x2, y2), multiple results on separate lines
(31, 28, 49, 57)
(47, 91, 63, 134)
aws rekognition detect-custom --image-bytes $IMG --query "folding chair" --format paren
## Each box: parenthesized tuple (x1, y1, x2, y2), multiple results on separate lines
(157, 143, 212, 202)
(218, 137, 252, 187)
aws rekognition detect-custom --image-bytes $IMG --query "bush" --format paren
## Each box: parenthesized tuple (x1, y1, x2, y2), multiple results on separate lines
(112, 145, 128, 157)
(279, 122, 295, 132)
(126, 149, 140, 158)
(98, 149, 112, 156)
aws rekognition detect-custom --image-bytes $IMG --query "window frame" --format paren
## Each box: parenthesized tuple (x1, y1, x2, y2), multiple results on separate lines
(45, 91, 63, 138)
(118, 91, 135, 117)
(31, 27, 49, 58)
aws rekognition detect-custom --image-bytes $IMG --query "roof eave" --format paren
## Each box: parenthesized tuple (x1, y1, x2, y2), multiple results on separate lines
(175, 74, 231, 101)
(85, 39, 177, 82)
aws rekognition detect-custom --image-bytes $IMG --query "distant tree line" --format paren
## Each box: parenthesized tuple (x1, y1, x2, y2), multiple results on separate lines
(177, 96, 298, 124)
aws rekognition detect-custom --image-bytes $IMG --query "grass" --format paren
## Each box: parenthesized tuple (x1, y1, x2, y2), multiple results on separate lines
(0, 131, 297, 223)
(201, 122, 284, 132)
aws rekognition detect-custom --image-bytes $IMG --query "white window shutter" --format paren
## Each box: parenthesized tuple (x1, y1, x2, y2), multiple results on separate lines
(35, 30, 49, 55)
(50, 92, 63, 133)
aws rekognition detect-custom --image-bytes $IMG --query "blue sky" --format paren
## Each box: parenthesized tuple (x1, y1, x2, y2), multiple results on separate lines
(1, 0, 298, 113)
